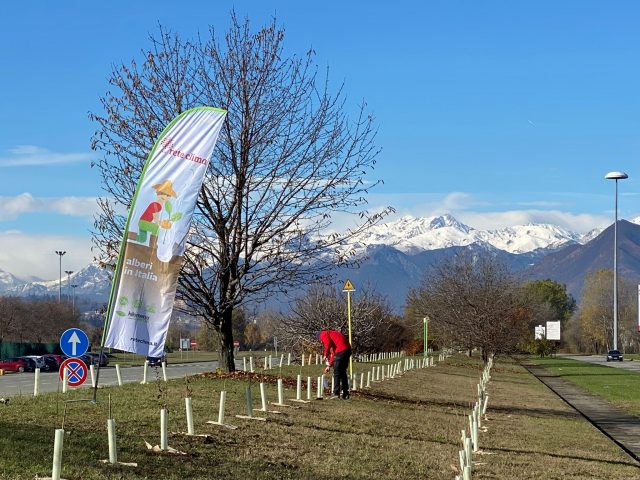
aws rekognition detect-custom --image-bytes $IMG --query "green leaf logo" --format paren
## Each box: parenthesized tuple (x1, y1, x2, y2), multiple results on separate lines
(116, 310, 126, 317)
(165, 201, 173, 214)
(170, 212, 183, 222)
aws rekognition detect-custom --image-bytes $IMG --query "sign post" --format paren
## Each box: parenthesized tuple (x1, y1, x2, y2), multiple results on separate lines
(546, 321, 561, 341)
(59, 328, 90, 394)
(180, 338, 190, 361)
(342, 279, 355, 377)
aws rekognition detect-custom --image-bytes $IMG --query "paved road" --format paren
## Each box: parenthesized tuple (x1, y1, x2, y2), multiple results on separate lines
(0, 361, 224, 398)
(561, 354, 640, 373)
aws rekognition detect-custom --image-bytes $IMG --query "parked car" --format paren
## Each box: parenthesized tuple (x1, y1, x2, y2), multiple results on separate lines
(606, 350, 623, 362)
(0, 358, 27, 373)
(42, 354, 64, 371)
(146, 354, 167, 367)
(18, 357, 37, 372)
(22, 355, 48, 371)
(82, 352, 109, 367)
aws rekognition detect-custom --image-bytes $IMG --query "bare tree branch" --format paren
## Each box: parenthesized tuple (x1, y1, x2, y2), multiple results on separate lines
(89, 14, 390, 371)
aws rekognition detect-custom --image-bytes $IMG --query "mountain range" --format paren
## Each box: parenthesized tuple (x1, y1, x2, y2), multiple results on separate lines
(1, 214, 637, 312)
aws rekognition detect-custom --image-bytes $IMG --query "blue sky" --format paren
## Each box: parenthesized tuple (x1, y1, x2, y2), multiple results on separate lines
(1, 1, 640, 279)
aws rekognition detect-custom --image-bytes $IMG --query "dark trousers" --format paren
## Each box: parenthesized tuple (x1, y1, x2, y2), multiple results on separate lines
(333, 349, 351, 398)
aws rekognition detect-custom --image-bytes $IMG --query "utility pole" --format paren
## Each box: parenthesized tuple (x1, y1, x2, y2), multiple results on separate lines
(65, 270, 74, 302)
(55, 251, 66, 303)
(71, 284, 78, 315)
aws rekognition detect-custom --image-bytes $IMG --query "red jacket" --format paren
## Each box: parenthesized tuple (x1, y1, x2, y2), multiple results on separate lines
(319, 330, 351, 366)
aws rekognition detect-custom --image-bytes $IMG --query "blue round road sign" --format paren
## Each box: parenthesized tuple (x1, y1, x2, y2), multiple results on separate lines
(60, 328, 89, 358)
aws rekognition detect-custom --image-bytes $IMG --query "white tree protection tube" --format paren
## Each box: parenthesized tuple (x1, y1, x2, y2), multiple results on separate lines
(107, 418, 117, 464)
(51, 428, 64, 480)
(185, 397, 194, 435)
(160, 409, 168, 450)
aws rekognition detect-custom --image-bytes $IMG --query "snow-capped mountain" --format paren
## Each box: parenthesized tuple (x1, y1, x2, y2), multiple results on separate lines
(0, 268, 31, 291)
(343, 214, 584, 257)
(6, 263, 111, 299)
(580, 216, 640, 244)
(0, 213, 625, 312)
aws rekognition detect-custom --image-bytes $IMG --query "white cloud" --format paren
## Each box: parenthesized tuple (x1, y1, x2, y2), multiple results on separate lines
(516, 200, 563, 208)
(360, 192, 612, 233)
(0, 193, 99, 221)
(0, 231, 93, 280)
(454, 210, 610, 233)
(0, 145, 94, 167)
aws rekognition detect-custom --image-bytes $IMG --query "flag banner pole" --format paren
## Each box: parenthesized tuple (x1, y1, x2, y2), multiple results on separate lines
(93, 107, 226, 399)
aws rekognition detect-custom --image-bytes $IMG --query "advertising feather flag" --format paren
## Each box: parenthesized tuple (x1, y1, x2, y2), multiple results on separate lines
(103, 107, 226, 357)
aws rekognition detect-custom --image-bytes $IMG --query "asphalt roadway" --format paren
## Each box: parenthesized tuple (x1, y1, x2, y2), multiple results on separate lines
(561, 354, 640, 372)
(0, 360, 224, 399)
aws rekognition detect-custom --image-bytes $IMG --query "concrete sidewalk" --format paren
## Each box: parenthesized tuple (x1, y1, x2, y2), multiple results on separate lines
(524, 362, 640, 463)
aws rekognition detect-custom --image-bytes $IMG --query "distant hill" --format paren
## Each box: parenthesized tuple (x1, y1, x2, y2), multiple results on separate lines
(0, 269, 31, 291)
(526, 220, 640, 299)
(2, 215, 638, 312)
(5, 263, 112, 305)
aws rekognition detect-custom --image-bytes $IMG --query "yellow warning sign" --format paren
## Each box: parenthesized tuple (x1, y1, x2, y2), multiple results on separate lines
(342, 279, 355, 292)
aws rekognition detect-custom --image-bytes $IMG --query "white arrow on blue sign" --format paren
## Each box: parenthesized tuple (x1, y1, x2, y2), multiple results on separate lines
(60, 328, 90, 358)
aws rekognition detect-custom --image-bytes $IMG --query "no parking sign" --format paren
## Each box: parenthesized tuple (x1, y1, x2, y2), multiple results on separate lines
(59, 358, 88, 387)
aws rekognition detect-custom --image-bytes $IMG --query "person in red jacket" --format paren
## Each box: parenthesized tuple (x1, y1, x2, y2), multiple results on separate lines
(318, 329, 352, 399)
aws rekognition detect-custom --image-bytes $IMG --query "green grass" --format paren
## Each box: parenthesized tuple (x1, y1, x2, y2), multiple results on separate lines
(0, 355, 637, 479)
(531, 356, 640, 416)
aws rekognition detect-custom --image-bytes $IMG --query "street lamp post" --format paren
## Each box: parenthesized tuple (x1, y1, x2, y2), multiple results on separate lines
(64, 270, 74, 302)
(605, 171, 628, 351)
(55, 251, 66, 303)
(71, 284, 78, 314)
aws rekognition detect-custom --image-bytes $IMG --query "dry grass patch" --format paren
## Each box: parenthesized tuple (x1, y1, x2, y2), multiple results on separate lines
(0, 356, 637, 479)
(476, 357, 638, 478)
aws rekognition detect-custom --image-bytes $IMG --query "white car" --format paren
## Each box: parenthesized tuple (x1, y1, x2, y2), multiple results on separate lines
(22, 355, 48, 371)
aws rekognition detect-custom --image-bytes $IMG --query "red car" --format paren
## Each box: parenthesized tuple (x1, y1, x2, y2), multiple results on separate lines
(0, 358, 27, 373)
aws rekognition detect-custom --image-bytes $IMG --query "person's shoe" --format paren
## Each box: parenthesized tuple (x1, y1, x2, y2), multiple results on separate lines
(329, 395, 340, 400)
(341, 393, 350, 400)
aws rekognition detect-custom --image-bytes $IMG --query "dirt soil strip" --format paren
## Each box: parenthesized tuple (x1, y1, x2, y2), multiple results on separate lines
(524, 362, 640, 463)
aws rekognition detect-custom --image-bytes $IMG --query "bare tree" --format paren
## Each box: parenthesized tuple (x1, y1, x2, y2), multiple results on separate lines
(0, 297, 75, 343)
(89, 14, 390, 370)
(277, 285, 395, 354)
(574, 269, 638, 353)
(407, 253, 528, 362)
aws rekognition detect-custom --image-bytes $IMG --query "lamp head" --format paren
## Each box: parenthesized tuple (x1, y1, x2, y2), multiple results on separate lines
(605, 171, 628, 180)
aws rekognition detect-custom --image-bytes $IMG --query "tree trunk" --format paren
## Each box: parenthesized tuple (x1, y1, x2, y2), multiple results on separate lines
(218, 306, 236, 372)
(481, 348, 489, 364)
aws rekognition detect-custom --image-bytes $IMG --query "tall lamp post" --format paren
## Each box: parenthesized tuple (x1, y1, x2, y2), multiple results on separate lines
(605, 171, 628, 351)
(71, 284, 78, 315)
(64, 270, 74, 302)
(55, 251, 66, 303)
